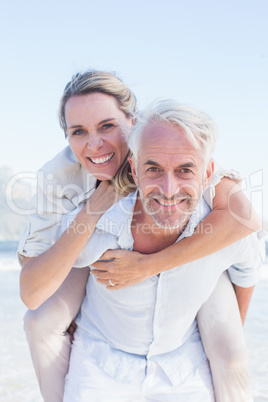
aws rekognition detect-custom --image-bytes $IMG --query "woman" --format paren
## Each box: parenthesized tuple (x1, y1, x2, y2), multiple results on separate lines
(19, 70, 260, 401)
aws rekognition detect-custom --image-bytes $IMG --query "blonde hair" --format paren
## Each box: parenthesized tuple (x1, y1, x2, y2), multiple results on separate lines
(59, 70, 137, 137)
(59, 69, 138, 195)
(112, 151, 137, 195)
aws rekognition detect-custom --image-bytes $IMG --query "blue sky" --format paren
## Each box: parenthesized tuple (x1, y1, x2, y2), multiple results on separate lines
(1, 0, 267, 220)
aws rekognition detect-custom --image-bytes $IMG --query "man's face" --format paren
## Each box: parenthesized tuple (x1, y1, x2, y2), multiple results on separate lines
(129, 120, 214, 230)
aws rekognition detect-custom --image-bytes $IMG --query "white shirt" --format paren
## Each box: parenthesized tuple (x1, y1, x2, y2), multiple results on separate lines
(18, 145, 243, 263)
(63, 192, 261, 387)
(18, 146, 96, 262)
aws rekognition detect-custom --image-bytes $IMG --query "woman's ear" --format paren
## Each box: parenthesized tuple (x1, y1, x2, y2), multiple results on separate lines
(128, 156, 139, 186)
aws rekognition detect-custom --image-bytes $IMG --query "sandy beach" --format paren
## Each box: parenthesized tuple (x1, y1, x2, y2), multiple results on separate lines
(0, 248, 267, 402)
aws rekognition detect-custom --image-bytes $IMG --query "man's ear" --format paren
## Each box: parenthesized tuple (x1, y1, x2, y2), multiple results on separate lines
(203, 159, 214, 189)
(128, 155, 139, 186)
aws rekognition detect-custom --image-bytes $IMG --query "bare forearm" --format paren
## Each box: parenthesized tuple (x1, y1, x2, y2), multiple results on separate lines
(20, 208, 99, 309)
(143, 177, 261, 275)
(20, 181, 121, 308)
(91, 207, 260, 288)
(91, 178, 261, 289)
(149, 208, 259, 275)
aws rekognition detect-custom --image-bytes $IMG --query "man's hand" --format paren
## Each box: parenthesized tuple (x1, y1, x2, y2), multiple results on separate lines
(91, 249, 151, 289)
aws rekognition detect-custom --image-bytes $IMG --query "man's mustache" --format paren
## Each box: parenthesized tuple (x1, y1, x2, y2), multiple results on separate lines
(146, 192, 193, 202)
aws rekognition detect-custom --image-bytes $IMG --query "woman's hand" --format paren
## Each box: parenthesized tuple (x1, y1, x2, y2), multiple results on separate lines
(91, 249, 153, 289)
(85, 181, 124, 217)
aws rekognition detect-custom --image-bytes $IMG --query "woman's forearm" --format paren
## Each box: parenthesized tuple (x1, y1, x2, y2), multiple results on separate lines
(148, 208, 260, 275)
(20, 207, 99, 309)
(91, 181, 261, 288)
(20, 181, 120, 309)
(151, 177, 261, 274)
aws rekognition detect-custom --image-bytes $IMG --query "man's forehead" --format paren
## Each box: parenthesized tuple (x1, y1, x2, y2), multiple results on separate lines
(141, 120, 193, 148)
(139, 120, 200, 159)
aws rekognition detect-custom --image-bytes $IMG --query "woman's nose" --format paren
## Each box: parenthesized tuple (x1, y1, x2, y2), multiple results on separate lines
(86, 133, 104, 151)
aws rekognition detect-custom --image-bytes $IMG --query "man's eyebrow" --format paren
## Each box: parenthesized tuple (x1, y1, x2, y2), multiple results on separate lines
(178, 162, 196, 168)
(144, 160, 161, 167)
(144, 160, 196, 168)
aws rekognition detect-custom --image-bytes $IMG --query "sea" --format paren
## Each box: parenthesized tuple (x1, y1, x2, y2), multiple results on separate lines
(0, 241, 267, 401)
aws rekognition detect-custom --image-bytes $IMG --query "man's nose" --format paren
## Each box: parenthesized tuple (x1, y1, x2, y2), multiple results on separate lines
(86, 133, 104, 151)
(160, 172, 180, 198)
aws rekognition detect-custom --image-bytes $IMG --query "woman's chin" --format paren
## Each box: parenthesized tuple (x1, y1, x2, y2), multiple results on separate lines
(82, 161, 118, 181)
(90, 169, 116, 182)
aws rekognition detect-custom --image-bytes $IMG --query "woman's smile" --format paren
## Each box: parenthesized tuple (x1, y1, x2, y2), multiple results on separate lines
(88, 152, 115, 165)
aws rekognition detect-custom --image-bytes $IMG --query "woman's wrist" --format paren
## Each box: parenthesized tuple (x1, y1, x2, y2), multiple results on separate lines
(74, 206, 101, 237)
(140, 252, 168, 277)
(147, 247, 181, 276)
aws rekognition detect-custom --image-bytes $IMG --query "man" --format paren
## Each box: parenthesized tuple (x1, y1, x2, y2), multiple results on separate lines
(63, 100, 261, 401)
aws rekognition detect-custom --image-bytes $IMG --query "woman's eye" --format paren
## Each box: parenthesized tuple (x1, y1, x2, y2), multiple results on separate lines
(102, 123, 114, 130)
(72, 129, 86, 136)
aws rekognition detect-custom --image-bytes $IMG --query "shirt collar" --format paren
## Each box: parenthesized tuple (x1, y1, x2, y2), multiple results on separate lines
(96, 191, 137, 248)
(96, 192, 210, 245)
(177, 198, 210, 241)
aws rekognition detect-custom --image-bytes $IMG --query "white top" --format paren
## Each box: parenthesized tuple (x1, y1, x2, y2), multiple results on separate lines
(18, 145, 242, 263)
(65, 192, 262, 386)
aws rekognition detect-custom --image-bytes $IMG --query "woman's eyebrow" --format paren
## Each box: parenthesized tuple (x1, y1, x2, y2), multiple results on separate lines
(68, 124, 83, 129)
(68, 118, 116, 129)
(98, 118, 116, 125)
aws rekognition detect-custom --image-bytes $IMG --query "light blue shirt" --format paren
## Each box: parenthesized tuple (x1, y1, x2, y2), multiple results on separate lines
(62, 192, 262, 386)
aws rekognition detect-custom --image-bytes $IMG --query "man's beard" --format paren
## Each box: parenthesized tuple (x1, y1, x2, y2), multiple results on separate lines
(138, 188, 199, 230)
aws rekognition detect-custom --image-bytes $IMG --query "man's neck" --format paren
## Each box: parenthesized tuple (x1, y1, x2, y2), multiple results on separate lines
(131, 198, 187, 254)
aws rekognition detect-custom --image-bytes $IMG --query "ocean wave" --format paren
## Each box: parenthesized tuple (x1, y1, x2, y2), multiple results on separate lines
(0, 257, 20, 272)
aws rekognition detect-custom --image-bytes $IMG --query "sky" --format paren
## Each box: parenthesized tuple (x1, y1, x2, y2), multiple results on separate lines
(1, 0, 268, 221)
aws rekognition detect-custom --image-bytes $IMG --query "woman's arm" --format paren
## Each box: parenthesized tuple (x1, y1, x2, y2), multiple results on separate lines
(91, 177, 261, 288)
(20, 181, 121, 310)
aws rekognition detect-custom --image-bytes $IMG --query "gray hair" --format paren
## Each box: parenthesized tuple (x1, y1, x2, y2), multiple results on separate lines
(127, 99, 218, 166)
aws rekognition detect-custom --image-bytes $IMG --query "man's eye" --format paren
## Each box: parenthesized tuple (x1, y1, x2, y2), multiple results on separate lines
(148, 167, 160, 172)
(177, 168, 194, 178)
(180, 168, 191, 173)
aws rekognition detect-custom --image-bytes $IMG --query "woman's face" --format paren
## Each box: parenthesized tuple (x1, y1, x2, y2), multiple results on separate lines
(65, 92, 133, 180)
